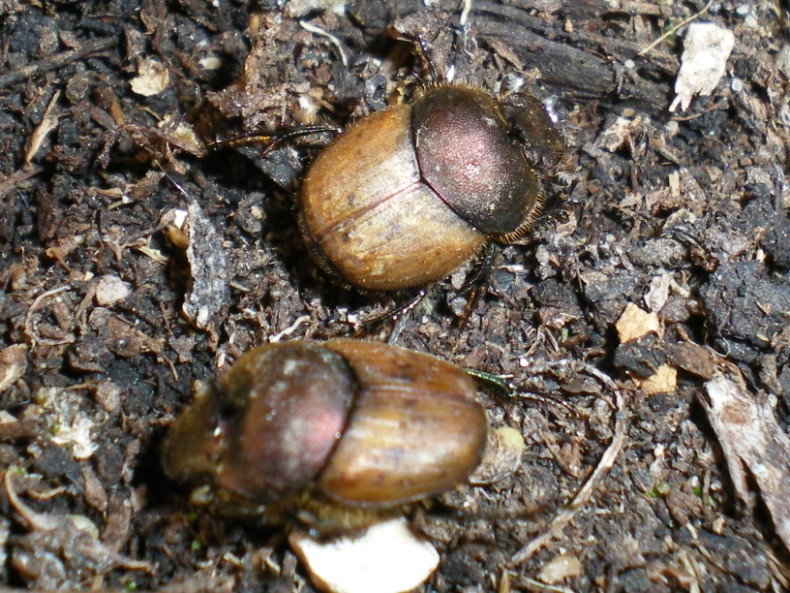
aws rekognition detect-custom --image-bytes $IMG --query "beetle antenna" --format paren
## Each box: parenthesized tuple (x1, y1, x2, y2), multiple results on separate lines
(158, 167, 191, 201)
(517, 391, 577, 418)
(465, 369, 532, 421)
(466, 368, 512, 400)
(449, 0, 475, 79)
(461, 242, 496, 293)
(459, 0, 473, 28)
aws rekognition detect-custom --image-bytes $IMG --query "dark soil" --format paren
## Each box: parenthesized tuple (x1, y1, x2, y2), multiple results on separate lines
(1, 1, 788, 592)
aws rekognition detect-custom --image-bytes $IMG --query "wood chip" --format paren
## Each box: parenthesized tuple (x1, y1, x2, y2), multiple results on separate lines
(615, 303, 663, 343)
(638, 363, 678, 395)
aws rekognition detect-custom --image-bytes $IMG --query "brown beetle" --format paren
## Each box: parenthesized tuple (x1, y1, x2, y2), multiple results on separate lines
(161, 339, 488, 533)
(298, 84, 563, 291)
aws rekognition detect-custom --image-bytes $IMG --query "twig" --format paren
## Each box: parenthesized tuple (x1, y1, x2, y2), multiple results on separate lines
(24, 285, 73, 348)
(512, 575, 576, 593)
(638, 0, 714, 56)
(507, 362, 629, 566)
(0, 36, 118, 89)
(0, 164, 43, 200)
(24, 90, 61, 165)
(460, 0, 473, 26)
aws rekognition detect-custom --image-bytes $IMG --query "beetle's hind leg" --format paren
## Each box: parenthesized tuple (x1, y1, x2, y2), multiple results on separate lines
(349, 288, 430, 343)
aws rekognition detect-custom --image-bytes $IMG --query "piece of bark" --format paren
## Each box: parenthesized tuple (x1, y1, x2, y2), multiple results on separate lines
(698, 373, 790, 553)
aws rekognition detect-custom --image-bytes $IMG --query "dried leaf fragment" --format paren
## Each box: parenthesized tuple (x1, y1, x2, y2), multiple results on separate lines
(24, 90, 61, 165)
(667, 342, 717, 380)
(4, 468, 151, 588)
(595, 116, 642, 153)
(98, 314, 162, 358)
(644, 273, 672, 313)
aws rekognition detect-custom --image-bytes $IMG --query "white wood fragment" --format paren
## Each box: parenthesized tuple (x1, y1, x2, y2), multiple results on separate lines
(638, 364, 677, 395)
(39, 387, 98, 460)
(670, 23, 735, 112)
(289, 517, 440, 593)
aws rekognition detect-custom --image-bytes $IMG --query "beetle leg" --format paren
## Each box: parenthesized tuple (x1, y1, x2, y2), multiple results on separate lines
(460, 242, 496, 294)
(351, 289, 429, 340)
(210, 124, 341, 155)
(413, 32, 439, 83)
(388, 29, 439, 83)
(454, 242, 496, 327)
